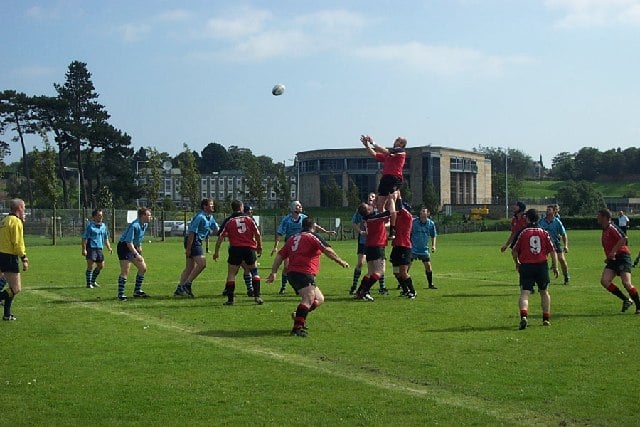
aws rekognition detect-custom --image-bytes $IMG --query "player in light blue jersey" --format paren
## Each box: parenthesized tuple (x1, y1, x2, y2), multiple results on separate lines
(539, 204, 570, 284)
(410, 207, 438, 289)
(174, 198, 219, 297)
(271, 200, 335, 294)
(81, 209, 113, 289)
(116, 207, 152, 301)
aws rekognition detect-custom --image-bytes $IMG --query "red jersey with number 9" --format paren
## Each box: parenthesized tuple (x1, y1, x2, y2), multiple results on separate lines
(512, 226, 555, 264)
(278, 232, 329, 275)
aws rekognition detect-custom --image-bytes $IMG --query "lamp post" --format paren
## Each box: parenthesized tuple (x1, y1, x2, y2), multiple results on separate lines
(504, 150, 509, 219)
(295, 155, 300, 201)
(136, 160, 149, 207)
(64, 166, 80, 217)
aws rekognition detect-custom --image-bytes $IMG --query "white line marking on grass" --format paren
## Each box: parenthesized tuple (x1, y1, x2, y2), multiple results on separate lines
(32, 289, 563, 426)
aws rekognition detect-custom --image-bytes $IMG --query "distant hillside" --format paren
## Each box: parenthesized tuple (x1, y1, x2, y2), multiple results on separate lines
(522, 180, 640, 199)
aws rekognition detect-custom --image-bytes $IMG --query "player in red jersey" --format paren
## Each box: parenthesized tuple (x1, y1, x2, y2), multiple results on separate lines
(213, 200, 263, 306)
(267, 217, 349, 337)
(389, 198, 416, 299)
(597, 209, 640, 314)
(512, 209, 558, 330)
(353, 202, 391, 301)
(501, 201, 528, 252)
(361, 134, 407, 240)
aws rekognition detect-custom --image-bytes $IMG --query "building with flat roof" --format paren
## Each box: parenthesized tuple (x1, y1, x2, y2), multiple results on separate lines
(295, 146, 491, 209)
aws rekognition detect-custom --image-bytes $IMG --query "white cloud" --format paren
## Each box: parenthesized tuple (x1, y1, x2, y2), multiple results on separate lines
(294, 9, 367, 35)
(154, 9, 192, 23)
(545, 0, 640, 28)
(118, 23, 151, 43)
(355, 42, 533, 77)
(204, 8, 273, 40)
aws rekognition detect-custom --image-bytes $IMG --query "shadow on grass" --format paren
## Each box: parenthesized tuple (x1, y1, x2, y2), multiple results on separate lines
(440, 293, 514, 298)
(425, 325, 516, 333)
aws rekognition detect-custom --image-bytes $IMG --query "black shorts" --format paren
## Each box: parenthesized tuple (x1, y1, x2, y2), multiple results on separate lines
(356, 242, 365, 255)
(364, 246, 385, 262)
(0, 252, 19, 274)
(228, 246, 257, 266)
(85, 247, 105, 263)
(412, 253, 431, 262)
(390, 246, 412, 266)
(117, 241, 140, 261)
(184, 236, 204, 257)
(519, 262, 550, 291)
(378, 175, 403, 197)
(605, 253, 632, 275)
(287, 271, 316, 292)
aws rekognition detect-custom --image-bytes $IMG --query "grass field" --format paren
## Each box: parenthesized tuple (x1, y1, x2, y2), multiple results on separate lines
(2, 230, 640, 426)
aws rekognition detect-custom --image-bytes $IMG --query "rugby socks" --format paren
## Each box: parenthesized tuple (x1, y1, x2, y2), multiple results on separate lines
(0, 287, 14, 302)
(543, 312, 550, 322)
(607, 283, 628, 301)
(85, 270, 93, 287)
(3, 296, 14, 317)
(309, 300, 320, 312)
(397, 276, 408, 293)
(405, 277, 416, 294)
(379, 274, 386, 290)
(520, 309, 528, 319)
(252, 275, 261, 298)
(117, 276, 126, 297)
(629, 287, 640, 307)
(224, 281, 235, 303)
(352, 268, 361, 290)
(134, 275, 144, 294)
(243, 274, 252, 292)
(92, 268, 101, 284)
(184, 281, 192, 295)
(363, 273, 380, 295)
(426, 271, 433, 287)
(280, 274, 288, 292)
(293, 303, 309, 330)
(0, 276, 6, 288)
(355, 276, 370, 297)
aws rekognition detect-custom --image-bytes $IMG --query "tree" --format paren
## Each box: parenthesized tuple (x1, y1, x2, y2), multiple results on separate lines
(200, 142, 230, 173)
(555, 180, 605, 216)
(475, 146, 535, 180)
(54, 61, 110, 209)
(320, 173, 342, 208)
(272, 161, 290, 210)
(178, 144, 201, 211)
(0, 90, 37, 207)
(573, 147, 602, 181)
(549, 152, 576, 180)
(31, 141, 60, 209)
(422, 181, 440, 213)
(346, 178, 361, 208)
(143, 148, 163, 208)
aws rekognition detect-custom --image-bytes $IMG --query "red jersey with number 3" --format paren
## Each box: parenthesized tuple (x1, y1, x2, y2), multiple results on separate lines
(278, 232, 328, 275)
(601, 222, 630, 256)
(220, 215, 258, 248)
(512, 226, 555, 264)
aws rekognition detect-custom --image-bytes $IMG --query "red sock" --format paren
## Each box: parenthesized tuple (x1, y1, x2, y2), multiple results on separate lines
(520, 309, 528, 318)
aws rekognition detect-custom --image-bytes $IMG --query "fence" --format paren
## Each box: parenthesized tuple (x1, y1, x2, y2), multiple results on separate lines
(16, 209, 507, 245)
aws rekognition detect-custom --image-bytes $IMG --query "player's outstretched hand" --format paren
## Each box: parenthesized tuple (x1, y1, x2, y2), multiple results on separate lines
(266, 272, 276, 283)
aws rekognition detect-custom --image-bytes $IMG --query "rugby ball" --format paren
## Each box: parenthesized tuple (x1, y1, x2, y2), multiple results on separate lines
(272, 84, 285, 96)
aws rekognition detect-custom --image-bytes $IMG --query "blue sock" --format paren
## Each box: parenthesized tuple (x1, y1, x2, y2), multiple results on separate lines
(134, 275, 144, 293)
(118, 276, 126, 296)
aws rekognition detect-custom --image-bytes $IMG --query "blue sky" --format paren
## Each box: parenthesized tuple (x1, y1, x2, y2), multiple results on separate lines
(2, 0, 639, 168)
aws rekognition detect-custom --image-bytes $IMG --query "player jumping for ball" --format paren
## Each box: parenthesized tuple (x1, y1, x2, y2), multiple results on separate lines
(361, 134, 407, 240)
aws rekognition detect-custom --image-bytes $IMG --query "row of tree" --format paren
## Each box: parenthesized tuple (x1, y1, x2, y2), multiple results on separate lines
(0, 61, 290, 211)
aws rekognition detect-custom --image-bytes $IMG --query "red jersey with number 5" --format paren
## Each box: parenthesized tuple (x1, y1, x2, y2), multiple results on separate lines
(220, 215, 259, 248)
(278, 232, 328, 275)
(512, 226, 555, 264)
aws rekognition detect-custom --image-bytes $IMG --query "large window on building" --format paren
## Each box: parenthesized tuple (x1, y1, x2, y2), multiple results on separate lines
(346, 158, 379, 170)
(319, 159, 343, 171)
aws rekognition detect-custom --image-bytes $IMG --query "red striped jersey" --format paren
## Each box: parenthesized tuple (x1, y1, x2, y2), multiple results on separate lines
(601, 222, 630, 256)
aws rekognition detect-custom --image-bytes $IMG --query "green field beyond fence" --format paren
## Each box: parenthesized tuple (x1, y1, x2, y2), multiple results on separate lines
(2, 230, 639, 425)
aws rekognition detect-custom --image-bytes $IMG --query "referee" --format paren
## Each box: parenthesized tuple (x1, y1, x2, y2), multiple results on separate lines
(0, 199, 29, 321)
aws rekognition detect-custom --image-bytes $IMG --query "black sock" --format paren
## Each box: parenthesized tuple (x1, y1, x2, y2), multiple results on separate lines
(427, 271, 433, 286)
(4, 296, 14, 317)
(405, 277, 415, 294)
(225, 281, 235, 302)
